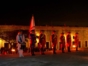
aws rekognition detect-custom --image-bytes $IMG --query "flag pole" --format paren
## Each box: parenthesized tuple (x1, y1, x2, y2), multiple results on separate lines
(29, 15, 35, 52)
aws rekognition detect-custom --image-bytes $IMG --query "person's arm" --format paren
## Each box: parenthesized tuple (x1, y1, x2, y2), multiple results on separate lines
(45, 35, 46, 43)
(22, 34, 25, 42)
(16, 35, 19, 44)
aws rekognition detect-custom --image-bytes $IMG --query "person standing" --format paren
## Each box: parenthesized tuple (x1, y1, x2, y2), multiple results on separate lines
(51, 30, 57, 54)
(39, 30, 46, 55)
(16, 30, 25, 57)
(66, 32, 71, 52)
(60, 32, 65, 53)
(74, 33, 79, 51)
(29, 30, 36, 56)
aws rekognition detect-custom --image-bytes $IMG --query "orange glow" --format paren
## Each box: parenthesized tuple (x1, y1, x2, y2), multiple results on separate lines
(35, 32, 40, 47)
(36, 32, 39, 36)
(72, 45, 76, 48)
(71, 34, 74, 42)
(36, 38, 39, 43)
(52, 47, 53, 49)
(0, 38, 5, 48)
(11, 48, 16, 52)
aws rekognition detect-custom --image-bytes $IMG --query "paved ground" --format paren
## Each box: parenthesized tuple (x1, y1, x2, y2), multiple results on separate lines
(0, 49, 88, 66)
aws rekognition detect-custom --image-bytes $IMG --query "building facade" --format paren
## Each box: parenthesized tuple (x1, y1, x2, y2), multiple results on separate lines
(0, 25, 88, 50)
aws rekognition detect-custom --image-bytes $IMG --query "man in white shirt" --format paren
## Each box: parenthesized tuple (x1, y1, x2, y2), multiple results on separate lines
(16, 30, 25, 57)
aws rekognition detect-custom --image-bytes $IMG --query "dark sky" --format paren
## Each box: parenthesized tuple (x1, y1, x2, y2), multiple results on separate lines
(0, 1, 88, 26)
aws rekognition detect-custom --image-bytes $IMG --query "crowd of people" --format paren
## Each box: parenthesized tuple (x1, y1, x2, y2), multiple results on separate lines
(16, 30, 79, 57)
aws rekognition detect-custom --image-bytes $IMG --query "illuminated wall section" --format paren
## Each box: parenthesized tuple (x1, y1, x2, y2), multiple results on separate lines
(35, 31, 40, 47)
(0, 38, 5, 48)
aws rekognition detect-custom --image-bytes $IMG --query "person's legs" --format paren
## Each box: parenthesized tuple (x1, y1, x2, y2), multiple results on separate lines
(53, 44, 56, 54)
(41, 47, 43, 55)
(67, 43, 71, 52)
(41, 44, 45, 55)
(68, 47, 69, 52)
(41, 45, 44, 55)
(30, 45, 35, 56)
(20, 49, 24, 57)
(76, 45, 78, 51)
(62, 46, 65, 53)
(17, 44, 23, 57)
(68, 46, 71, 52)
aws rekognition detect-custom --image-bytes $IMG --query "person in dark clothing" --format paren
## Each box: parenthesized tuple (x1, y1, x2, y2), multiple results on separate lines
(74, 32, 79, 51)
(39, 30, 46, 55)
(60, 32, 65, 53)
(29, 30, 36, 56)
(51, 30, 57, 54)
(66, 32, 71, 52)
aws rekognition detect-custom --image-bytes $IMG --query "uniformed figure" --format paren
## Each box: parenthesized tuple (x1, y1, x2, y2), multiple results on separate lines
(66, 32, 71, 52)
(74, 33, 79, 51)
(39, 30, 46, 55)
(60, 32, 65, 53)
(29, 30, 36, 56)
(16, 30, 25, 57)
(51, 30, 57, 54)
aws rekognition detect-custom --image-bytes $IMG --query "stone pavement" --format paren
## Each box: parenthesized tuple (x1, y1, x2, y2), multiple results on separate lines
(0, 48, 88, 66)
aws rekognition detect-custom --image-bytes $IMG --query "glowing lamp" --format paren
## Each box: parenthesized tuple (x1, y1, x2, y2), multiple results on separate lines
(11, 48, 16, 52)
(72, 45, 76, 48)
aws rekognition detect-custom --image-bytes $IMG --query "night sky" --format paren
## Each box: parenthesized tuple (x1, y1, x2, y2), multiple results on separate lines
(0, 1, 88, 26)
